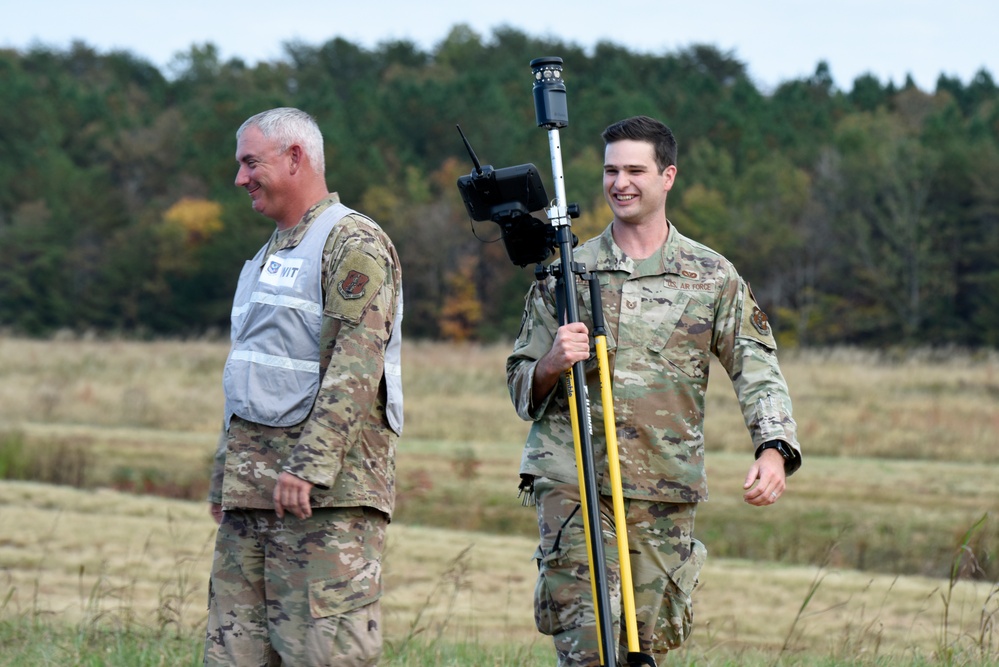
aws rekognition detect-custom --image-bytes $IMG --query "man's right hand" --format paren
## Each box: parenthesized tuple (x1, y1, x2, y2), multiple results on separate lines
(273, 471, 314, 520)
(210, 503, 223, 525)
(532, 321, 591, 404)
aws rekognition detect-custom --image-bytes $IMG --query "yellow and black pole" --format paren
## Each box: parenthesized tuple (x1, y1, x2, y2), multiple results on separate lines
(588, 275, 657, 667)
(531, 57, 617, 667)
(532, 57, 656, 667)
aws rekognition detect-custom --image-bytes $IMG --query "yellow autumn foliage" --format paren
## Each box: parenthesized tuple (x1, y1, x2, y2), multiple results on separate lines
(163, 197, 223, 246)
(439, 256, 483, 342)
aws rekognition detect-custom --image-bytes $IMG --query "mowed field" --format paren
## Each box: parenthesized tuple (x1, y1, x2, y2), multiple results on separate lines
(1, 336, 997, 662)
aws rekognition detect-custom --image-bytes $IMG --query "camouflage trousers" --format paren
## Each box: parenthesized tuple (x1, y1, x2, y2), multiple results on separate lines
(531, 477, 707, 667)
(204, 506, 387, 667)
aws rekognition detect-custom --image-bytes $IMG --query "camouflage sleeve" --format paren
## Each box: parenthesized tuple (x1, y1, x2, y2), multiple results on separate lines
(713, 268, 801, 470)
(283, 218, 401, 488)
(507, 279, 560, 421)
(207, 426, 227, 504)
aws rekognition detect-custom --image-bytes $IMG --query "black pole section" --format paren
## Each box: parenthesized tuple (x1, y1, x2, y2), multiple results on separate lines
(557, 229, 617, 667)
(532, 56, 618, 667)
(588, 274, 605, 338)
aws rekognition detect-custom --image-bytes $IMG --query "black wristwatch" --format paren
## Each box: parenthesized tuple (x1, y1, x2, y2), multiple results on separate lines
(756, 440, 801, 475)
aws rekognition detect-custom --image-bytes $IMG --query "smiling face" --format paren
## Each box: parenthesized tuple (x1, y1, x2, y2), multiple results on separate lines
(234, 125, 294, 226)
(603, 139, 676, 228)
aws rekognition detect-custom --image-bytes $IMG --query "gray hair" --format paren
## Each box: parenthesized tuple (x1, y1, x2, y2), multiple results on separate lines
(237, 107, 325, 174)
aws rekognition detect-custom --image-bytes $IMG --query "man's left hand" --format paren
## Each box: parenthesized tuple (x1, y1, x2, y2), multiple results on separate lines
(743, 448, 786, 506)
(274, 471, 314, 519)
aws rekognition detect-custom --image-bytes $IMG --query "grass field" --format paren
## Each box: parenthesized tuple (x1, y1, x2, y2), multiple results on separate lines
(1, 336, 998, 664)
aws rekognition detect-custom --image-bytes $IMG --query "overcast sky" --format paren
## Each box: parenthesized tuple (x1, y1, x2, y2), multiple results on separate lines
(3, 0, 995, 92)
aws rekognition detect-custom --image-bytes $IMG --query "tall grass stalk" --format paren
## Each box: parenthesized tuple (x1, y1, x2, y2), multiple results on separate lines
(776, 543, 837, 665)
(939, 513, 997, 663)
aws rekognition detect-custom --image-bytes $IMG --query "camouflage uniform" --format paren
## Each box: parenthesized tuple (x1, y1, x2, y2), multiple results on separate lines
(205, 194, 402, 667)
(507, 222, 799, 666)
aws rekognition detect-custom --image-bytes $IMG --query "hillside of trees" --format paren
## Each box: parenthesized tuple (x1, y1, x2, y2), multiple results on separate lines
(2, 26, 997, 347)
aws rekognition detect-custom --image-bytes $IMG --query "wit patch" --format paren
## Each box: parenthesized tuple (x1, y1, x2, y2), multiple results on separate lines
(258, 255, 305, 288)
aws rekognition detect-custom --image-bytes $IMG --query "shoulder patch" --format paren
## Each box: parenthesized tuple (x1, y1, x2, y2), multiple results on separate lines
(738, 282, 776, 349)
(327, 249, 386, 324)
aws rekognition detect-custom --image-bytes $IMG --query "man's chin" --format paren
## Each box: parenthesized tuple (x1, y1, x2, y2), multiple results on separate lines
(610, 205, 633, 220)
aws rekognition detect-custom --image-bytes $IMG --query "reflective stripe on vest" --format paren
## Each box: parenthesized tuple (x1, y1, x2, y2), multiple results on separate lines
(223, 204, 350, 428)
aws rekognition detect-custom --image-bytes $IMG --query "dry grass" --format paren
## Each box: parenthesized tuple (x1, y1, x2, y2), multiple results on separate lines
(2, 481, 995, 659)
(696, 452, 999, 577)
(0, 480, 542, 646)
(0, 336, 225, 433)
(1, 337, 996, 462)
(1, 335, 998, 661)
(704, 347, 999, 462)
(1, 336, 997, 566)
(399, 340, 531, 446)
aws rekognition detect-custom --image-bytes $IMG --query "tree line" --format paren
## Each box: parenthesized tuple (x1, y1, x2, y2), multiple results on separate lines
(1, 26, 997, 347)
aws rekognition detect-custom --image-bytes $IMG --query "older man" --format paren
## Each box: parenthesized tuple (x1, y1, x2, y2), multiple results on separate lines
(204, 107, 403, 667)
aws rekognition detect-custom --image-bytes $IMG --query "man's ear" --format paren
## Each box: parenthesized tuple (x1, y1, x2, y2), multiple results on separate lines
(662, 164, 677, 192)
(287, 144, 304, 173)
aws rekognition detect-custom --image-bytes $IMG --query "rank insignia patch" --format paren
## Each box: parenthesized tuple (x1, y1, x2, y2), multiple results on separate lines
(337, 270, 369, 300)
(329, 249, 386, 324)
(738, 283, 776, 349)
(751, 306, 770, 336)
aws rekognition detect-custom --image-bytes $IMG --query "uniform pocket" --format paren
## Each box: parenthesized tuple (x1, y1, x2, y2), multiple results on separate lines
(647, 292, 711, 380)
(656, 538, 707, 651)
(308, 559, 382, 619)
(533, 545, 564, 636)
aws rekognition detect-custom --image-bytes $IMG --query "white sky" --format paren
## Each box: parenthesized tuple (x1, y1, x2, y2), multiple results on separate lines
(2, 0, 995, 92)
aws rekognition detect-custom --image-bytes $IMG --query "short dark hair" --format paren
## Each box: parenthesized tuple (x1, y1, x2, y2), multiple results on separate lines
(601, 116, 677, 173)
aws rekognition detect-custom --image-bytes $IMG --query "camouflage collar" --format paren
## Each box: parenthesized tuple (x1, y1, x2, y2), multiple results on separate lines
(661, 221, 686, 276)
(589, 225, 633, 272)
(588, 222, 679, 277)
(274, 193, 342, 250)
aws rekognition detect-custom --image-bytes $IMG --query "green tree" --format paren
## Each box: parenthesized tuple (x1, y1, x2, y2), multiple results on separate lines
(833, 111, 944, 342)
(1, 34, 998, 345)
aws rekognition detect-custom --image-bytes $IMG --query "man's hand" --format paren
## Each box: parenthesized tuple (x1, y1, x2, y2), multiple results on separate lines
(209, 503, 224, 525)
(532, 322, 591, 404)
(274, 471, 314, 519)
(742, 448, 786, 506)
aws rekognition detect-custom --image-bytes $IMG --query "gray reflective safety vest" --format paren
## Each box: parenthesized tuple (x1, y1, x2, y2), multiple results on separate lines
(383, 299, 404, 435)
(223, 203, 404, 434)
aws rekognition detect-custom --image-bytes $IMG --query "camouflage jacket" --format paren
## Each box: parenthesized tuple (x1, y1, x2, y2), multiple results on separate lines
(209, 194, 403, 517)
(507, 222, 799, 503)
